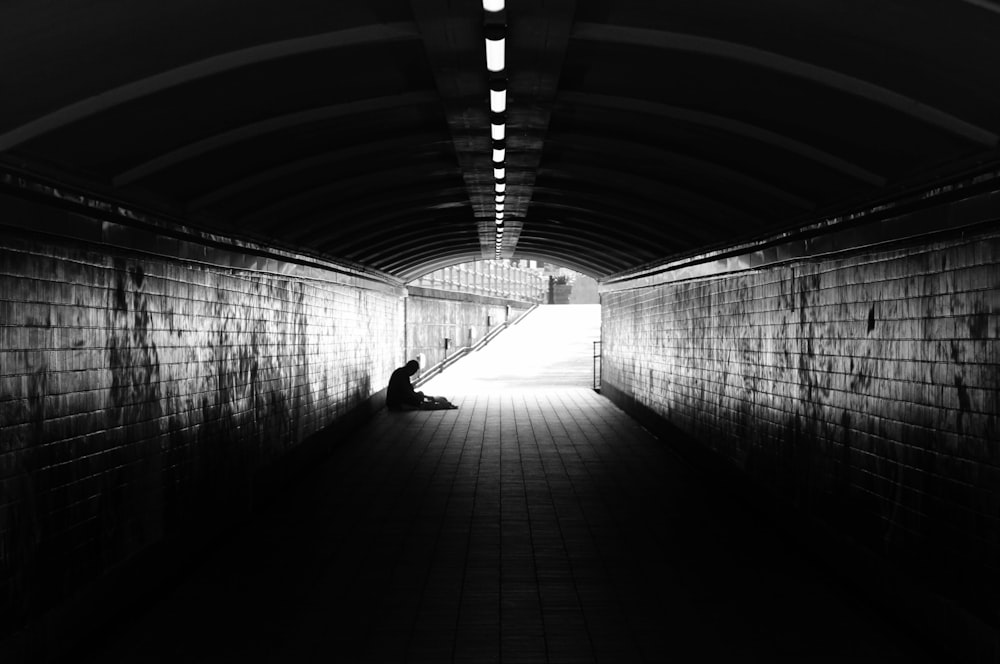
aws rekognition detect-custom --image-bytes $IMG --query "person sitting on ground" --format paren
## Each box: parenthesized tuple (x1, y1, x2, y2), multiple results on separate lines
(386, 360, 457, 410)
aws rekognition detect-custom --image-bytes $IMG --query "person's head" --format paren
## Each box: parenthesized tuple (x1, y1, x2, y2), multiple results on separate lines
(405, 360, 419, 375)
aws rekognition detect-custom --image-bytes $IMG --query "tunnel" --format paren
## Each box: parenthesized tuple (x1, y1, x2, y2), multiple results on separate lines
(1, 1, 999, 662)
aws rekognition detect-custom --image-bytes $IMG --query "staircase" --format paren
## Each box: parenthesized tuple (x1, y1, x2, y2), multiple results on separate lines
(421, 304, 601, 393)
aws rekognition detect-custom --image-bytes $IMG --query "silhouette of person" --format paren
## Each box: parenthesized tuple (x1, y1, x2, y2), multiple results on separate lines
(386, 360, 457, 410)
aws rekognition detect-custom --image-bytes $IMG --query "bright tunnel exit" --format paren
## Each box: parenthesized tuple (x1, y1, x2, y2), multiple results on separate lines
(406, 260, 601, 395)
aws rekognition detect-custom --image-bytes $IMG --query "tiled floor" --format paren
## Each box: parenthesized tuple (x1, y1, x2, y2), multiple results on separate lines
(76, 388, 927, 663)
(75, 307, 928, 662)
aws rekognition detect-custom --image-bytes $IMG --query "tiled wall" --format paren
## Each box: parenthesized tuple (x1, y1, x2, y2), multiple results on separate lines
(0, 222, 403, 637)
(602, 231, 1000, 607)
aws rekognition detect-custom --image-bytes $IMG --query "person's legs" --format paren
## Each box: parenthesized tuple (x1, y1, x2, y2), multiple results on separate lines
(391, 396, 457, 410)
(421, 396, 458, 410)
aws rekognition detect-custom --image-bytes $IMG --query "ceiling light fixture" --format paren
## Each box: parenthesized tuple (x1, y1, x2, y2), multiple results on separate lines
(495, 182, 506, 194)
(491, 122, 505, 141)
(492, 147, 505, 162)
(483, 0, 504, 12)
(485, 36, 505, 73)
(489, 87, 506, 114)
(493, 166, 505, 180)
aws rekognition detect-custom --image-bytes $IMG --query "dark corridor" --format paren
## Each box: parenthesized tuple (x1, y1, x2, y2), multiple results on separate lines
(70, 364, 930, 662)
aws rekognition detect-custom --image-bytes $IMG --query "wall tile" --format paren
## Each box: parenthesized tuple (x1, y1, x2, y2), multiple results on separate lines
(602, 232, 1000, 590)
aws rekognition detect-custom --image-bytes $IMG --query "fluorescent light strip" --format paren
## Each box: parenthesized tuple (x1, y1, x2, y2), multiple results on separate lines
(485, 0, 505, 256)
(485, 37, 505, 73)
(490, 88, 506, 114)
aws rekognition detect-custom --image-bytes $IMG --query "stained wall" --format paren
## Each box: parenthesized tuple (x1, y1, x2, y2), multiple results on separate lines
(0, 200, 404, 654)
(601, 228, 1000, 631)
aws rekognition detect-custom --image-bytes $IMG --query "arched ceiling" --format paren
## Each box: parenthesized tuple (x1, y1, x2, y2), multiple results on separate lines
(1, 0, 999, 281)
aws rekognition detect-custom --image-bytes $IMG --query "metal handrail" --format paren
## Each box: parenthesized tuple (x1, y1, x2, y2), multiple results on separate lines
(593, 340, 602, 392)
(413, 304, 540, 387)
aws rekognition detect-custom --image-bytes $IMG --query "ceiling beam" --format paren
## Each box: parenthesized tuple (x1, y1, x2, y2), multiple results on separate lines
(115, 93, 439, 186)
(529, 186, 712, 237)
(397, 252, 488, 282)
(571, 23, 998, 147)
(958, 0, 1000, 16)
(536, 163, 762, 226)
(285, 187, 472, 244)
(234, 165, 461, 228)
(506, 249, 605, 279)
(369, 240, 484, 275)
(517, 220, 662, 265)
(555, 92, 886, 186)
(525, 199, 704, 247)
(545, 132, 816, 210)
(512, 235, 626, 274)
(0, 23, 422, 151)
(186, 130, 451, 211)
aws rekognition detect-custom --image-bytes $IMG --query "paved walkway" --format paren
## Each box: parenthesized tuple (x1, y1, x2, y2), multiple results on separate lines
(76, 306, 926, 663)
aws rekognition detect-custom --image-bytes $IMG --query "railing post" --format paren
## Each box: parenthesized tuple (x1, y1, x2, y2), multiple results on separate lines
(592, 340, 602, 392)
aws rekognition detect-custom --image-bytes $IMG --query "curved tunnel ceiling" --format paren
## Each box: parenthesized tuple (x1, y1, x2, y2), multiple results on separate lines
(1, 0, 999, 281)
